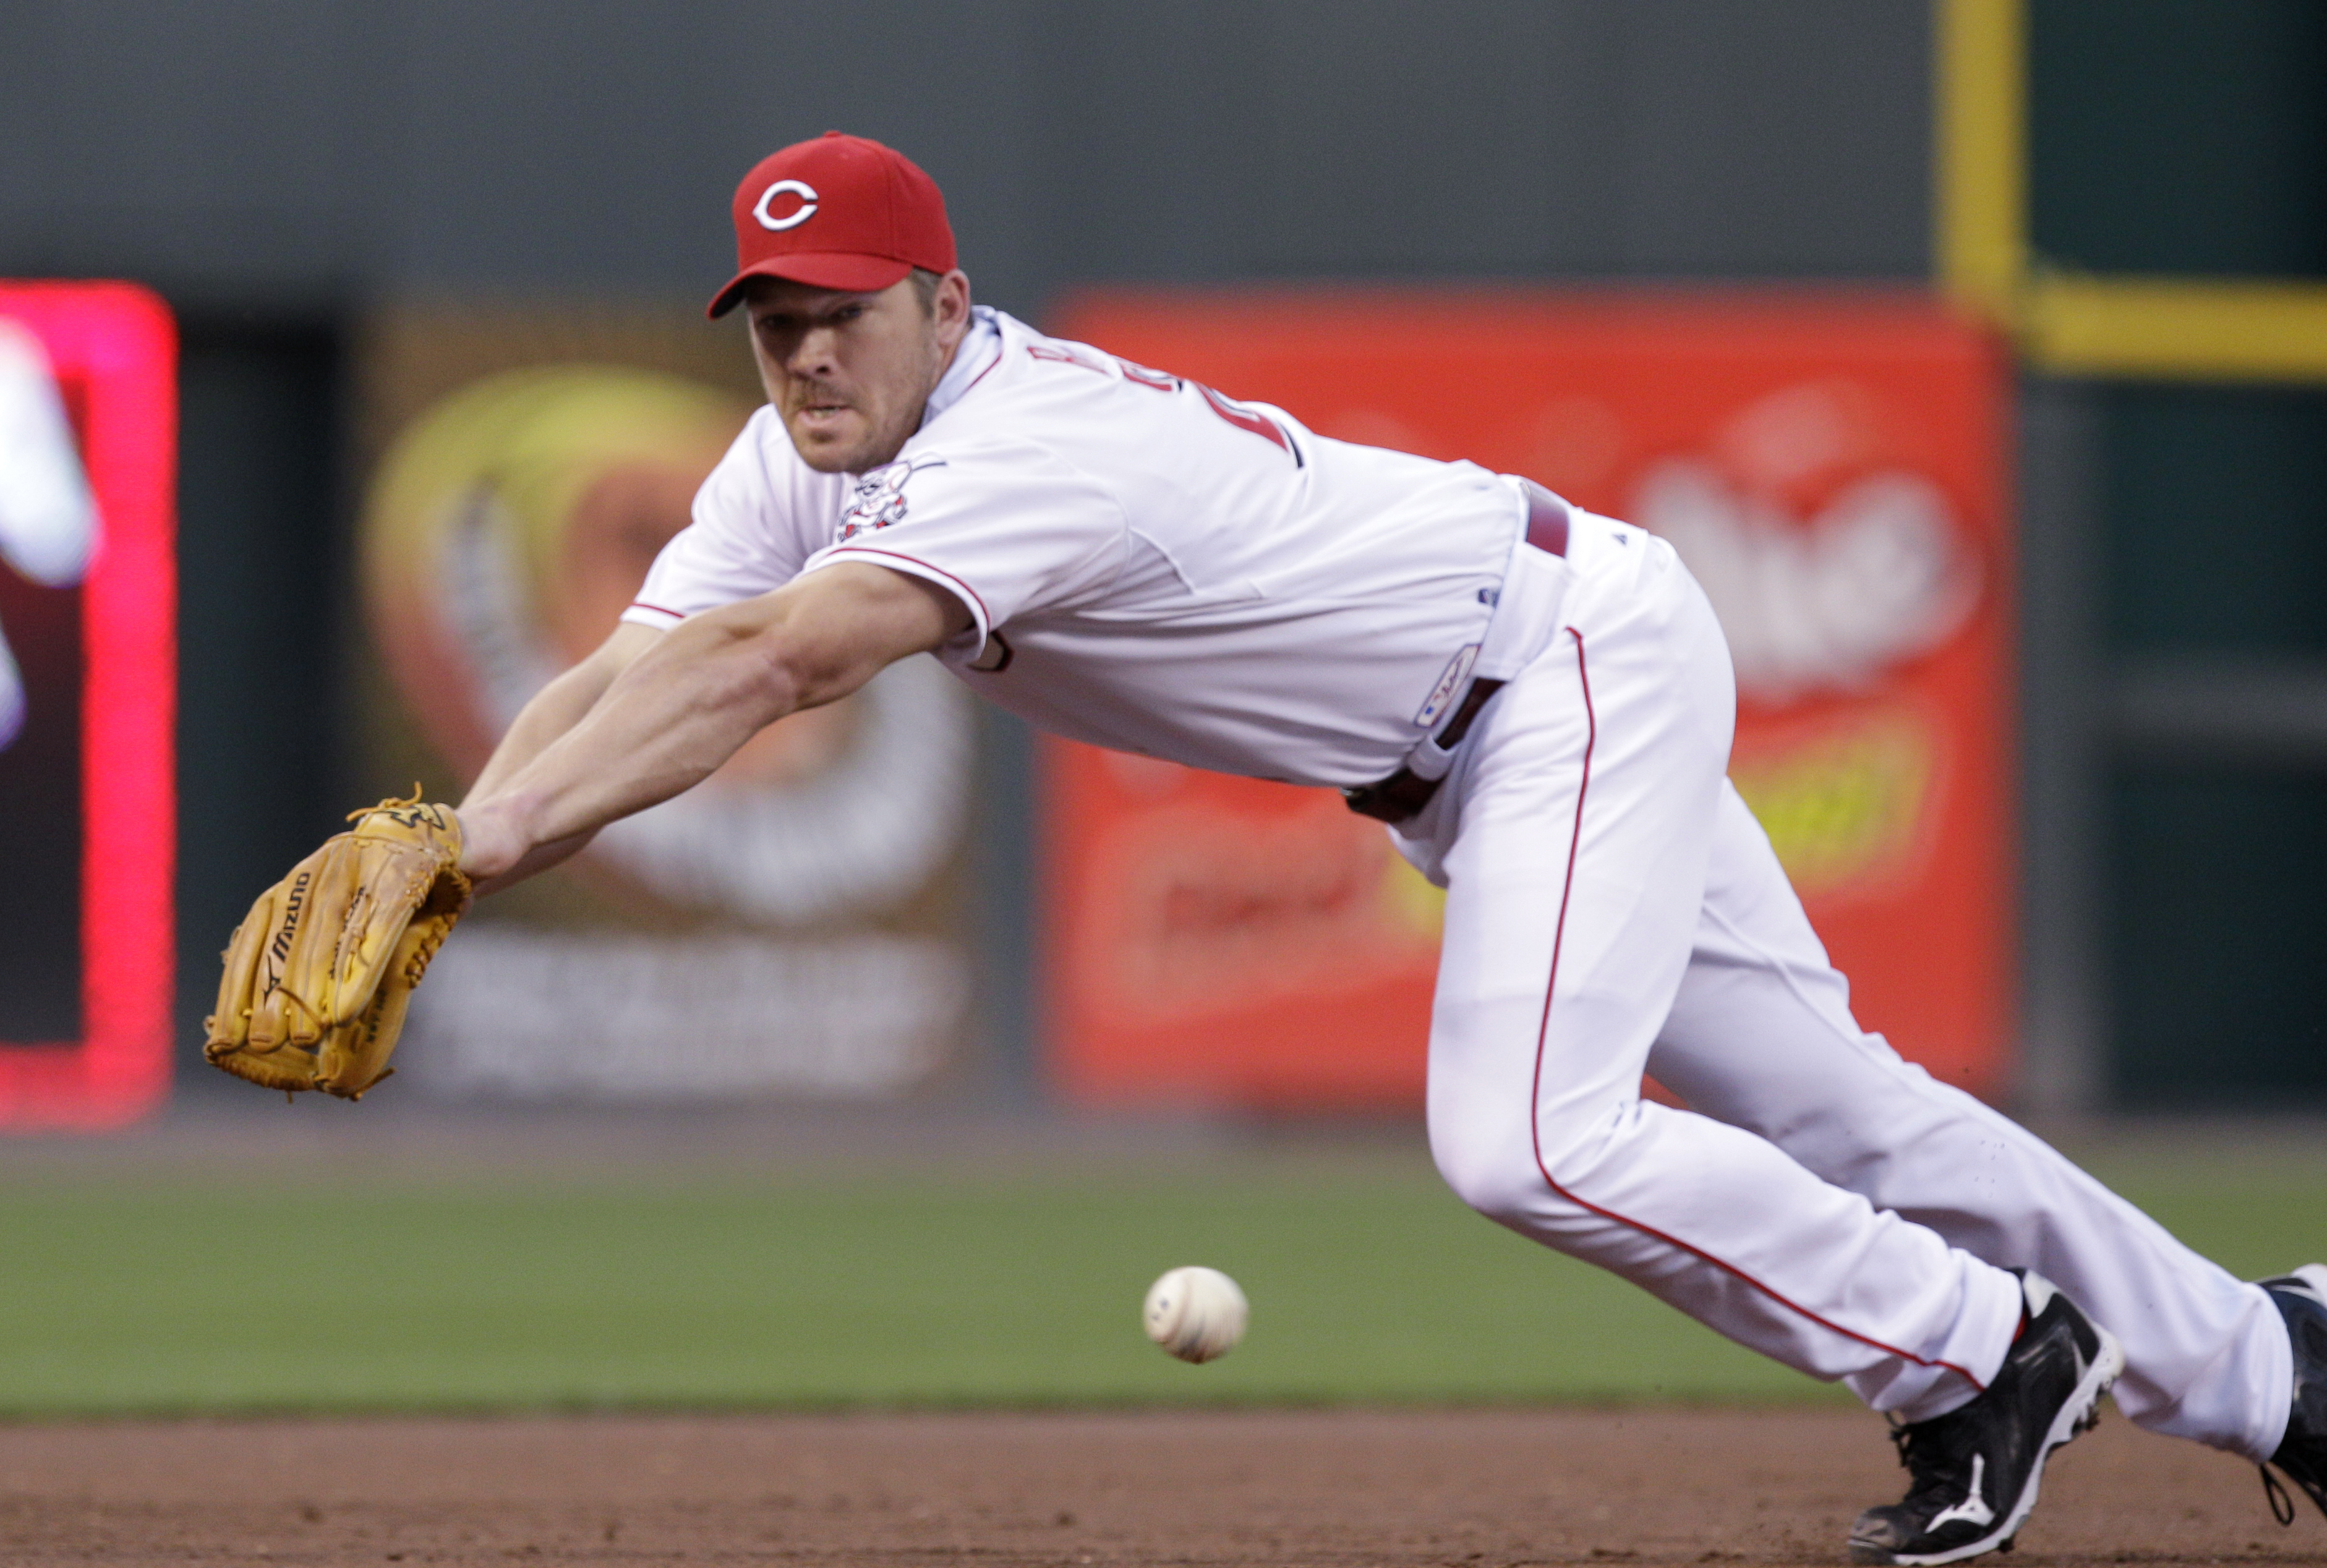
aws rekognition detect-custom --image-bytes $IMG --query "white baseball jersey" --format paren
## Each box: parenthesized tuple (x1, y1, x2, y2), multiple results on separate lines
(623, 306, 1525, 788)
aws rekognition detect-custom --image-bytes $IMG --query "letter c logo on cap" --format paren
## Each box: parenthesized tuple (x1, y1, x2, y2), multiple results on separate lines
(753, 179, 819, 231)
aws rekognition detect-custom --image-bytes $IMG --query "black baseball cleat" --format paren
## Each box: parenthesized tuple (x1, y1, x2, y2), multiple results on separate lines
(2255, 1264, 2327, 1525)
(1848, 1271, 2124, 1566)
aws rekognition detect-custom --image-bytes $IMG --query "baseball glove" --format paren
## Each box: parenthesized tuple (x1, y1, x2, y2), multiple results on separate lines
(203, 794, 471, 1100)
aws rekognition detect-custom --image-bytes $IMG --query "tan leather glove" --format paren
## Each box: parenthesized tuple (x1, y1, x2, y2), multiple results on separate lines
(204, 795, 471, 1099)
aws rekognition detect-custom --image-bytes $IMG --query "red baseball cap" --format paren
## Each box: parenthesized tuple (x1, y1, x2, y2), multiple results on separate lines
(707, 132, 957, 318)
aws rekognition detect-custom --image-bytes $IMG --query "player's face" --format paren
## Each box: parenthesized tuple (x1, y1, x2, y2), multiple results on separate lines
(744, 274, 968, 475)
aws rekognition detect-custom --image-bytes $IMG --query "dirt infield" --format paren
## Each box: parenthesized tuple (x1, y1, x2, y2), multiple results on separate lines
(1, 1407, 2320, 1567)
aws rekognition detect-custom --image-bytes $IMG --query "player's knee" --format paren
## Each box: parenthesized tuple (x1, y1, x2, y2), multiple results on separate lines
(1427, 1072, 1631, 1223)
(1427, 1122, 1544, 1225)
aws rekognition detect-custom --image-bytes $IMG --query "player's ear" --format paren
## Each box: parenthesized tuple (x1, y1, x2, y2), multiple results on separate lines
(933, 270, 971, 338)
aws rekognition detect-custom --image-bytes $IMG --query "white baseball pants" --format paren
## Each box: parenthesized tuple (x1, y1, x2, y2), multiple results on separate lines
(1398, 517, 2289, 1459)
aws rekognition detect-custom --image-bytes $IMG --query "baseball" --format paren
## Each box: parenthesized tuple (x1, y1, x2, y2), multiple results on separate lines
(1142, 1265, 1249, 1363)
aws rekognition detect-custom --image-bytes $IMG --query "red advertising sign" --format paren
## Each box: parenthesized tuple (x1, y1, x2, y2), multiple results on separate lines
(0, 283, 177, 1129)
(1046, 290, 2012, 1107)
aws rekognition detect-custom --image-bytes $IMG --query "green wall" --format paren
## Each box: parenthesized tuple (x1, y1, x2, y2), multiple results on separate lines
(2031, 0, 2327, 1105)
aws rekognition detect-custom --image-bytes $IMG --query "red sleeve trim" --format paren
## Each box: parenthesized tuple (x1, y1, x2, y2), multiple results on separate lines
(626, 600, 687, 619)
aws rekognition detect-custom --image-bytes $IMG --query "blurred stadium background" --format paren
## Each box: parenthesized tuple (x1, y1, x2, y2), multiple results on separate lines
(1, 0, 2324, 1415)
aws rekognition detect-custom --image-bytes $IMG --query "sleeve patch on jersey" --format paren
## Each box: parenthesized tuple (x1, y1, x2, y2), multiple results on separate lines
(837, 455, 947, 542)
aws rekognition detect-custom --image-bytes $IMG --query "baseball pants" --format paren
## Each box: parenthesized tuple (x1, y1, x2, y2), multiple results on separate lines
(1399, 517, 2290, 1460)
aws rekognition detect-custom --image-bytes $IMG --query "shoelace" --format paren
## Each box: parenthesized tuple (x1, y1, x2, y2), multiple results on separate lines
(2262, 1465, 2295, 1527)
(1889, 1415, 1976, 1509)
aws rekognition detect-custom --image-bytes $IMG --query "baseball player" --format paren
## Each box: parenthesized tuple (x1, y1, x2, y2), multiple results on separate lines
(205, 132, 2327, 1564)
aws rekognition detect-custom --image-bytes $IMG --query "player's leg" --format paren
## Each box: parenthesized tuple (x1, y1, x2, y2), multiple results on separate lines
(1420, 537, 2025, 1427)
(1645, 783, 2292, 1463)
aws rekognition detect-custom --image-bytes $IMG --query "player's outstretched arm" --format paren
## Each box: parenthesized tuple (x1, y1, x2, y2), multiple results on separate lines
(200, 628, 676, 1093)
(455, 561, 968, 892)
(470, 623, 663, 803)
(456, 621, 663, 894)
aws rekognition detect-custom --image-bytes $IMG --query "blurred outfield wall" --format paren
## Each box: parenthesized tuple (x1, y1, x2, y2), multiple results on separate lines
(1, 1, 2322, 1113)
(0, 0, 1936, 1108)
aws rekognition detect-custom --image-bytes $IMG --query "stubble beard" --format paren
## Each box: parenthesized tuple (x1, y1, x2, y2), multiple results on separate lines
(785, 395, 900, 475)
(783, 341, 942, 476)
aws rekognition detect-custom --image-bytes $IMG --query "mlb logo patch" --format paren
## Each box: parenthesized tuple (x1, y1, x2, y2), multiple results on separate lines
(1414, 644, 1480, 730)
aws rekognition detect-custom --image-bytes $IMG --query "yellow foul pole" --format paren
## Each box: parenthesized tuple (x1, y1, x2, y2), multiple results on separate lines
(1935, 0, 2026, 325)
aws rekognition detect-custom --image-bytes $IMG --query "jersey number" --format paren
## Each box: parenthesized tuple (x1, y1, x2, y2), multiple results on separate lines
(1115, 357, 1300, 465)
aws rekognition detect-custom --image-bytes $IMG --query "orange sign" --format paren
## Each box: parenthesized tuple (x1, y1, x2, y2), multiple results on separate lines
(1045, 289, 2013, 1107)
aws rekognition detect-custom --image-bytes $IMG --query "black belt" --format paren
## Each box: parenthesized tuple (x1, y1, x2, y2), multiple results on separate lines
(1341, 480, 1569, 825)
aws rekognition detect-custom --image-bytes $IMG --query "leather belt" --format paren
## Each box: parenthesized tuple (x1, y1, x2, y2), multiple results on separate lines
(1341, 480, 1569, 825)
(1340, 676, 1506, 822)
(1521, 475, 1569, 558)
